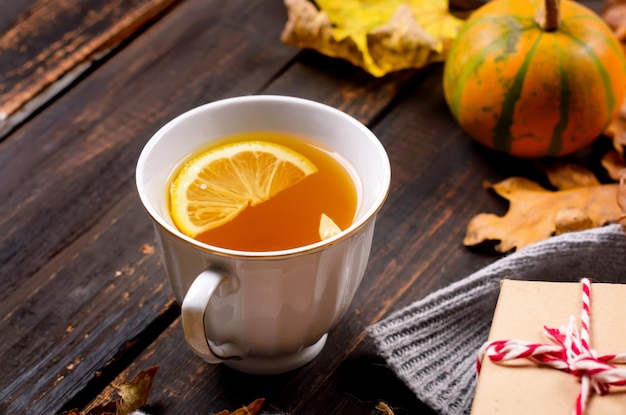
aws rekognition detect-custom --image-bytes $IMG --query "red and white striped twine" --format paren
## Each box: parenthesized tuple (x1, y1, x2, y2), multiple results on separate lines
(477, 278, 626, 415)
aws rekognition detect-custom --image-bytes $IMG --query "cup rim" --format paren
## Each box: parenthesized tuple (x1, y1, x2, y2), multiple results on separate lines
(136, 95, 391, 259)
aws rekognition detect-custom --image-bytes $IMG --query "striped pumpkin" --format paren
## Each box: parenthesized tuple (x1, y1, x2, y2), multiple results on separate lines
(443, 0, 626, 158)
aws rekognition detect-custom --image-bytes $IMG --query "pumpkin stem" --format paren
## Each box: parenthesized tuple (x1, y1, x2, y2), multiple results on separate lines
(542, 0, 560, 31)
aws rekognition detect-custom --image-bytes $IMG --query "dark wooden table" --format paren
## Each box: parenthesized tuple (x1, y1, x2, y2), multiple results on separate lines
(0, 1, 608, 414)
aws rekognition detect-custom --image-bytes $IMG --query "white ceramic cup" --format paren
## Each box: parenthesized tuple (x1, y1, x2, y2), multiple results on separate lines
(136, 95, 390, 374)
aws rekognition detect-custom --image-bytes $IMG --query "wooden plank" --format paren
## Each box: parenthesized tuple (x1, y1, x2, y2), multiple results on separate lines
(0, 0, 181, 139)
(0, 1, 38, 35)
(87, 319, 436, 414)
(264, 50, 427, 125)
(0, 196, 178, 414)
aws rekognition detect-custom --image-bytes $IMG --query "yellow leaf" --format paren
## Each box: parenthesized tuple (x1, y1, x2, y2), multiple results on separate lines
(281, 0, 463, 77)
(464, 177, 622, 253)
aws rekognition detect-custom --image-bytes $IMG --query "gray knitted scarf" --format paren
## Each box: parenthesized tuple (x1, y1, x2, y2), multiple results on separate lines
(367, 224, 626, 415)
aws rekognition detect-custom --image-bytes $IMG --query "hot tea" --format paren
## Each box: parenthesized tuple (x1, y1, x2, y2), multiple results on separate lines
(168, 131, 358, 251)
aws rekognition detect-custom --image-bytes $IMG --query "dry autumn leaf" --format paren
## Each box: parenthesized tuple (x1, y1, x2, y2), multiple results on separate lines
(59, 366, 159, 415)
(603, 98, 626, 155)
(540, 161, 601, 189)
(603, 0, 626, 42)
(376, 401, 396, 414)
(619, 175, 626, 225)
(601, 149, 626, 180)
(116, 366, 159, 415)
(464, 174, 622, 253)
(280, 0, 463, 77)
(213, 398, 265, 415)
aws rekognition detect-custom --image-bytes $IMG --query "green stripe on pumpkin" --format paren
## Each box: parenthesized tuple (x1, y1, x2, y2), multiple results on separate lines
(547, 45, 569, 156)
(491, 33, 543, 153)
(447, 17, 535, 121)
(562, 15, 626, 69)
(559, 29, 617, 130)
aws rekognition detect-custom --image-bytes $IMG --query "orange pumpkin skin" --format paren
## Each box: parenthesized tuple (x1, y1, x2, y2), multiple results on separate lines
(443, 0, 626, 158)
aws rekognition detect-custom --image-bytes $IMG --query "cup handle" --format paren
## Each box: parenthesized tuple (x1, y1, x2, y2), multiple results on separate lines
(181, 269, 244, 363)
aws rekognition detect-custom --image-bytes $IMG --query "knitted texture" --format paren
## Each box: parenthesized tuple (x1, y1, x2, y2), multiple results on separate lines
(368, 224, 626, 415)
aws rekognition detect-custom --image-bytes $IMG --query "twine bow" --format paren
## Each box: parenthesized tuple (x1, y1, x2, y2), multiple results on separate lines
(477, 278, 626, 415)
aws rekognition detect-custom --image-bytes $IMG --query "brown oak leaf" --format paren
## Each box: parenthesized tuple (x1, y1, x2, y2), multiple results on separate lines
(603, 99, 626, 155)
(59, 366, 158, 415)
(602, 0, 626, 41)
(464, 175, 622, 253)
(540, 161, 601, 189)
(601, 148, 626, 180)
(619, 175, 626, 225)
(376, 401, 395, 414)
(213, 398, 265, 415)
(115, 366, 158, 415)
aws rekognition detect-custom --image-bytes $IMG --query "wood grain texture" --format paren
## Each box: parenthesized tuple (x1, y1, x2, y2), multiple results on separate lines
(0, 0, 181, 138)
(0, 1, 38, 35)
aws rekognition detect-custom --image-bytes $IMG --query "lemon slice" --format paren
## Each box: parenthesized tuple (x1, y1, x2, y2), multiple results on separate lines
(170, 140, 318, 237)
(319, 213, 342, 240)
